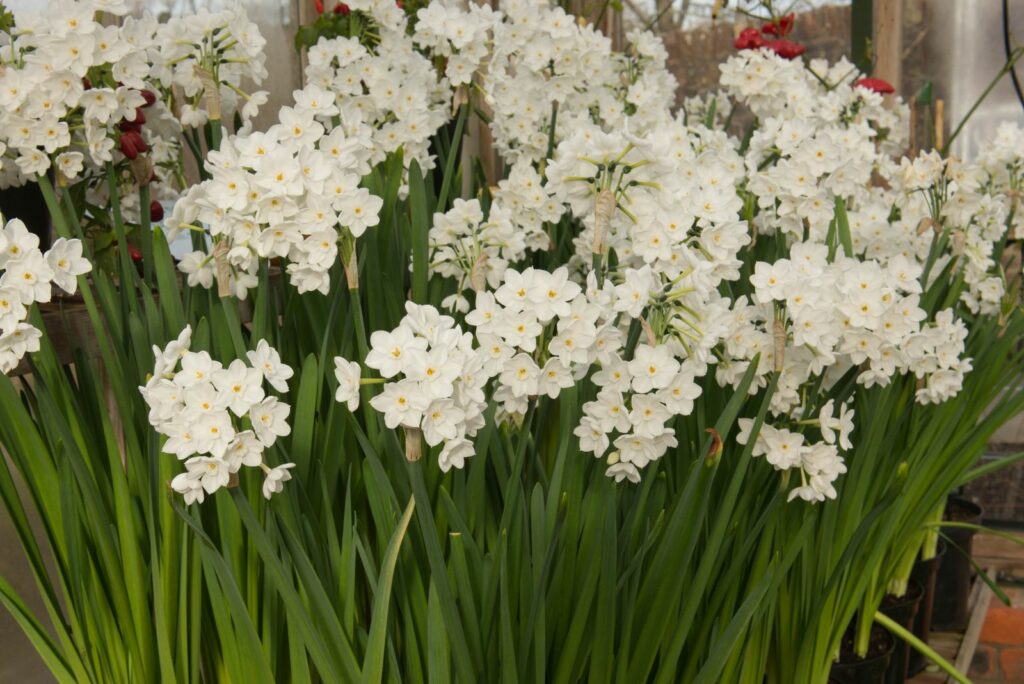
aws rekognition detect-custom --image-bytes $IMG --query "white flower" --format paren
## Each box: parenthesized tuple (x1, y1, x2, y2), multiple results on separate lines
(45, 238, 91, 294)
(223, 431, 264, 472)
(247, 340, 294, 392)
(213, 359, 266, 416)
(366, 327, 427, 378)
(334, 357, 361, 410)
(438, 438, 475, 472)
(262, 463, 295, 499)
(250, 397, 292, 446)
(3, 250, 54, 304)
(606, 460, 641, 484)
(421, 399, 465, 446)
(499, 353, 540, 398)
(628, 344, 680, 393)
(370, 379, 429, 429)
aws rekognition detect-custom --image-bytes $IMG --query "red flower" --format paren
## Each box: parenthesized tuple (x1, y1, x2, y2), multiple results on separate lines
(149, 200, 164, 222)
(116, 241, 143, 262)
(734, 27, 764, 50)
(762, 13, 795, 37)
(767, 39, 805, 60)
(314, 0, 324, 13)
(777, 13, 795, 36)
(334, 2, 350, 14)
(118, 130, 148, 160)
(853, 77, 895, 94)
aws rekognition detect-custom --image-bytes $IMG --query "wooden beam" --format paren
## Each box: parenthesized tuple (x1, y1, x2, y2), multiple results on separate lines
(873, 0, 902, 93)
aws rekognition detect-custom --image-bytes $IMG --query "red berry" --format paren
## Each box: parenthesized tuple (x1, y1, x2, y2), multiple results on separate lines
(140, 89, 157, 107)
(149, 200, 164, 222)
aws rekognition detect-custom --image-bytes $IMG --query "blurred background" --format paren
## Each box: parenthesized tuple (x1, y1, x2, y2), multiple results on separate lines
(1, 0, 1021, 681)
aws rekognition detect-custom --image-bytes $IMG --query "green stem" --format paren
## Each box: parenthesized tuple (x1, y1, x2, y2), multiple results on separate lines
(139, 183, 154, 286)
(944, 47, 1024, 155)
(873, 611, 970, 684)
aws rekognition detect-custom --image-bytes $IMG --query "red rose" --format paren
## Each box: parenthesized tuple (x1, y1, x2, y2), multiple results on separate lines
(334, 2, 350, 14)
(761, 21, 777, 36)
(767, 39, 805, 60)
(734, 28, 765, 50)
(853, 77, 895, 95)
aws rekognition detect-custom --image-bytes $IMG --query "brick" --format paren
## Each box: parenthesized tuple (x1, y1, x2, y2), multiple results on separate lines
(969, 644, 997, 678)
(1000, 647, 1024, 681)
(979, 606, 1024, 646)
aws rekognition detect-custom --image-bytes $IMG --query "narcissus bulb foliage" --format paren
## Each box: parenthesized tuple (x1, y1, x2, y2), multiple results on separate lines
(124, 0, 1022, 507)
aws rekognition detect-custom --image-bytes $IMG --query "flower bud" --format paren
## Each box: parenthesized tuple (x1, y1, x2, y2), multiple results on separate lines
(704, 428, 723, 467)
(150, 200, 164, 222)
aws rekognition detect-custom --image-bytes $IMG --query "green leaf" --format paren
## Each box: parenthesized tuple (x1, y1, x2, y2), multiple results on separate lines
(407, 160, 430, 305)
(362, 496, 416, 684)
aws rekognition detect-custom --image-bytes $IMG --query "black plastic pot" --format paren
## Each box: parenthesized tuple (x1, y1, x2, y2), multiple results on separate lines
(881, 580, 924, 683)
(932, 496, 983, 632)
(829, 624, 895, 684)
(908, 539, 947, 676)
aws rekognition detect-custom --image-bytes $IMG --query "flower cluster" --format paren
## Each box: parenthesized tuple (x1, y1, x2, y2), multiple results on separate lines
(121, 2, 1023, 508)
(723, 246, 970, 408)
(140, 327, 296, 503)
(413, 0, 499, 87)
(305, 33, 451, 173)
(170, 84, 381, 297)
(0, 219, 91, 373)
(358, 303, 489, 471)
(152, 4, 268, 128)
(429, 161, 562, 309)
(0, 1, 156, 187)
(736, 398, 851, 503)
(484, 11, 675, 163)
(467, 267, 586, 419)
(363, 302, 490, 471)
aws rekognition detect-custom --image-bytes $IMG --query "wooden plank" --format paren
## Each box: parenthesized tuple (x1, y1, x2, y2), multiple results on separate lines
(953, 567, 995, 677)
(873, 0, 902, 93)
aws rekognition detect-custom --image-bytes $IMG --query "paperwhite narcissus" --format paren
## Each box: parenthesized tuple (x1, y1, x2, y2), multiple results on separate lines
(141, 330, 295, 503)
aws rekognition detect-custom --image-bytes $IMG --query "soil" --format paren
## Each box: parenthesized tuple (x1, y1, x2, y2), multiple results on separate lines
(836, 623, 894, 664)
(945, 496, 983, 522)
(880, 580, 924, 609)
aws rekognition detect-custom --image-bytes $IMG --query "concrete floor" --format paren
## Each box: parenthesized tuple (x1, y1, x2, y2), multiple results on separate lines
(0, 503, 55, 684)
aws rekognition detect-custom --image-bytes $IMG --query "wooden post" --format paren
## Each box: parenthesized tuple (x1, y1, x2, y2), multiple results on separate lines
(296, 0, 312, 80)
(872, 0, 902, 93)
